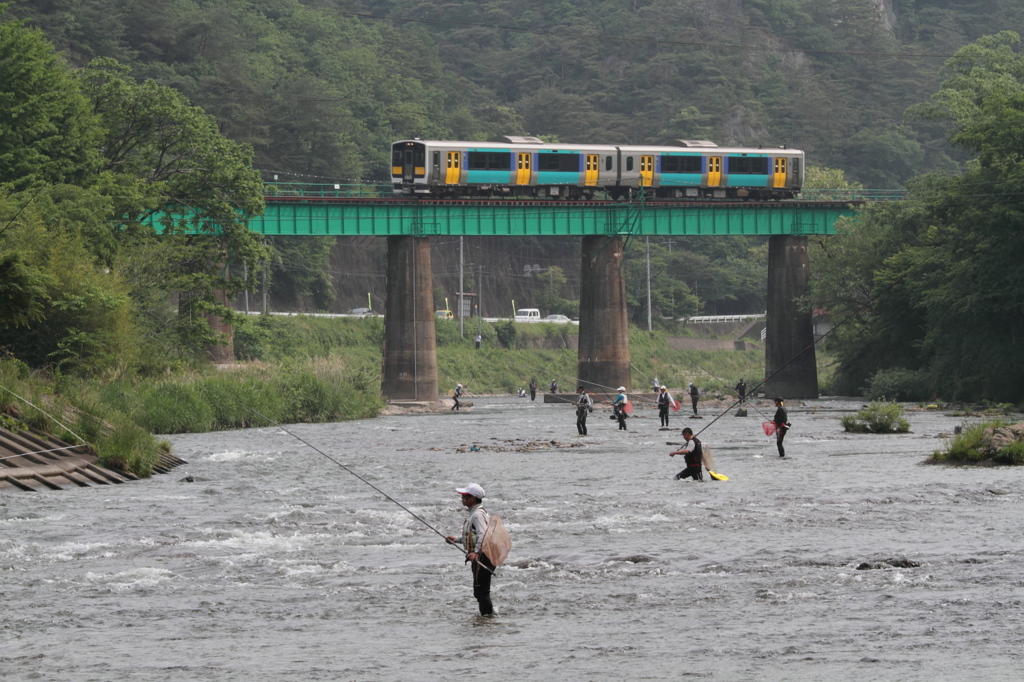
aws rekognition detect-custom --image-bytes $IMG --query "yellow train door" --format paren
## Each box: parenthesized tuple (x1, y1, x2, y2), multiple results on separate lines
(445, 151, 461, 184)
(516, 152, 532, 185)
(584, 154, 599, 186)
(773, 157, 788, 188)
(707, 156, 722, 187)
(639, 155, 654, 187)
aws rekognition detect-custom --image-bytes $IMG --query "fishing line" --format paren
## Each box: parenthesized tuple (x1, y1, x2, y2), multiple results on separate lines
(200, 385, 481, 564)
(0, 445, 86, 462)
(0, 384, 87, 445)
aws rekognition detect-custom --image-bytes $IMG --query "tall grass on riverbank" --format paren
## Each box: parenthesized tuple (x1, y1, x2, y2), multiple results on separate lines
(102, 356, 385, 434)
(0, 354, 384, 477)
(0, 359, 165, 476)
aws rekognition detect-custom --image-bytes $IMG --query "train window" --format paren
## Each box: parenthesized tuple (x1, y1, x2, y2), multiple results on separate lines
(606, 156, 612, 171)
(538, 153, 581, 172)
(433, 151, 440, 166)
(626, 157, 634, 172)
(392, 149, 404, 165)
(727, 156, 769, 174)
(661, 156, 701, 173)
(468, 152, 512, 170)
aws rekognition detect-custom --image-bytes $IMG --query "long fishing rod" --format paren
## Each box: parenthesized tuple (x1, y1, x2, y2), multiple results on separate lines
(201, 385, 483, 565)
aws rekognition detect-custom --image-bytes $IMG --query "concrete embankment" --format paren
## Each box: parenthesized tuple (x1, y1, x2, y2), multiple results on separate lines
(0, 427, 185, 492)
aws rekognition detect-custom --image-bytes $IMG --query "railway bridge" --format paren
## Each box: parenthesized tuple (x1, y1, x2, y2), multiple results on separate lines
(218, 187, 870, 400)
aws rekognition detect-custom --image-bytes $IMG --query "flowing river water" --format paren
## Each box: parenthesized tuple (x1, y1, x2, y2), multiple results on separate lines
(2, 395, 1024, 681)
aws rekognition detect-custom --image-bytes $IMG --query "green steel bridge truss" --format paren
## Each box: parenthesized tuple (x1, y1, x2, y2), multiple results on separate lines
(254, 197, 858, 237)
(148, 184, 875, 236)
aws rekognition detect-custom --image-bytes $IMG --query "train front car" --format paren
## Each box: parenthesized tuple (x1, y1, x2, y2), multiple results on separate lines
(719, 147, 804, 200)
(392, 140, 429, 195)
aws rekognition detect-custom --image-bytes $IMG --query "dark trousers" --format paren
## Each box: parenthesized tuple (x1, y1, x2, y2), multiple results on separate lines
(676, 465, 703, 481)
(777, 428, 788, 457)
(691, 395, 698, 415)
(472, 554, 495, 615)
(451, 397, 460, 411)
(659, 405, 669, 426)
(615, 408, 627, 430)
(530, 389, 536, 401)
(576, 408, 588, 435)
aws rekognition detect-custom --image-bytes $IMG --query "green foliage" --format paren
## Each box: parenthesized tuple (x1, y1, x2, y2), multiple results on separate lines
(930, 419, 1024, 465)
(813, 32, 1024, 403)
(865, 367, 932, 402)
(840, 400, 911, 433)
(0, 9, 100, 189)
(494, 321, 517, 349)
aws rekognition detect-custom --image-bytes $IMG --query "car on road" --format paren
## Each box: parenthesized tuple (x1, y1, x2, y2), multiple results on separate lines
(435, 309, 454, 319)
(543, 314, 572, 324)
(349, 307, 373, 316)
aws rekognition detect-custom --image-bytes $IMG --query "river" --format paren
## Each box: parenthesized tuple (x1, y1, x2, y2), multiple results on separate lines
(2, 396, 1023, 681)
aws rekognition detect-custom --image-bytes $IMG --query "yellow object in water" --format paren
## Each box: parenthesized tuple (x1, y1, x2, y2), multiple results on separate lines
(708, 470, 729, 481)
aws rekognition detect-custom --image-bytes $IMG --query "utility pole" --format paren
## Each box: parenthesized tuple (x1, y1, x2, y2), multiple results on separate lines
(459, 236, 465, 337)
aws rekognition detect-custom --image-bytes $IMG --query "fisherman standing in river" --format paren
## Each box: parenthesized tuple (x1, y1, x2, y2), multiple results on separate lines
(446, 483, 494, 616)
(612, 386, 628, 431)
(575, 386, 593, 436)
(657, 386, 673, 428)
(773, 397, 791, 458)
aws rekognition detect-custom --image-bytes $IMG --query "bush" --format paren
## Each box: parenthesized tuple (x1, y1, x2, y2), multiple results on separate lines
(930, 420, 1024, 465)
(840, 400, 910, 433)
(495, 321, 517, 349)
(865, 367, 931, 402)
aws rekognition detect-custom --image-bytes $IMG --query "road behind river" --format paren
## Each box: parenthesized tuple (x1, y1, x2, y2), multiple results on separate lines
(2, 396, 1023, 681)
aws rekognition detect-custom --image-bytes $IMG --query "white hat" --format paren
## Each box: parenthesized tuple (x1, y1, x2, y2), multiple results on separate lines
(456, 483, 485, 499)
(457, 383, 462, 387)
(617, 386, 626, 392)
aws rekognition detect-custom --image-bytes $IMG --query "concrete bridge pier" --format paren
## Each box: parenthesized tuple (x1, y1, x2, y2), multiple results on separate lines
(764, 235, 818, 398)
(381, 236, 438, 401)
(577, 235, 631, 393)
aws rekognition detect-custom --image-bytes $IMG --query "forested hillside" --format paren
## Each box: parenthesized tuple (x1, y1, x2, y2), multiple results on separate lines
(2, 1, 1024, 401)
(8, 1, 1023, 320)
(9, 0, 1024, 186)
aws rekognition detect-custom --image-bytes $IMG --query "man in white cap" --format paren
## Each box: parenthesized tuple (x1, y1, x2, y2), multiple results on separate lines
(611, 386, 628, 431)
(446, 483, 494, 615)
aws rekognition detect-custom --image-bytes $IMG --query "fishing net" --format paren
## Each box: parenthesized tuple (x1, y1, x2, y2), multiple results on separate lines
(762, 421, 777, 436)
(481, 514, 512, 567)
(701, 445, 715, 470)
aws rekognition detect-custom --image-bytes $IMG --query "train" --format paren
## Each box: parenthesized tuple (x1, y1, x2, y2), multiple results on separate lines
(391, 136, 804, 201)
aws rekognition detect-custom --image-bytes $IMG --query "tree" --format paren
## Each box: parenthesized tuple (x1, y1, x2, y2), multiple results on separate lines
(77, 58, 269, 353)
(813, 32, 1024, 401)
(0, 10, 99, 189)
